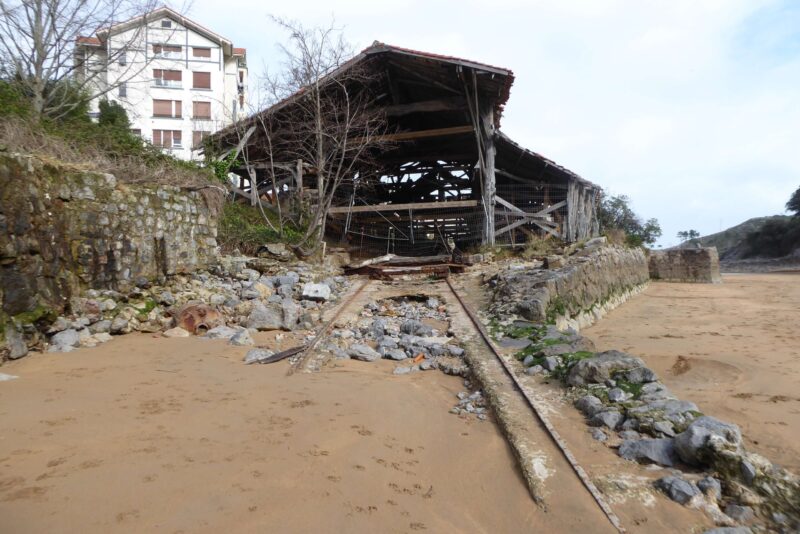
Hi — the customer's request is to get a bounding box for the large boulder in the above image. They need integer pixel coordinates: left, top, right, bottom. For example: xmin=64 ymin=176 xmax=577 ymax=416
xmin=48 ymin=328 xmax=81 ymax=352
xmin=618 ymin=438 xmax=678 ymax=467
xmin=301 ymin=283 xmax=331 ymax=302
xmin=655 ymin=475 xmax=701 ymax=505
xmin=246 ymin=303 xmax=284 ymax=331
xmin=349 ymin=344 xmax=380 ymax=362
xmin=567 ymin=350 xmax=648 ymax=386
xmin=674 ymin=416 xmax=742 ymax=466
xmin=4 ymin=324 xmax=28 ymax=359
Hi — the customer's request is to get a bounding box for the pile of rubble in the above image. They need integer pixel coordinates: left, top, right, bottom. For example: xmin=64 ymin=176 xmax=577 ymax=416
xmin=321 ymin=295 xmax=469 ymax=377
xmin=8 ymin=256 xmax=349 ymax=357
xmin=497 ymin=322 xmax=799 ymax=532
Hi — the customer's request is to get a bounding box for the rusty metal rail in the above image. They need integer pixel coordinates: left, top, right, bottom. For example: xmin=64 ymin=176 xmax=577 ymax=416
xmin=444 ymin=276 xmax=627 ymax=534
xmin=287 ymin=277 xmax=372 ymax=375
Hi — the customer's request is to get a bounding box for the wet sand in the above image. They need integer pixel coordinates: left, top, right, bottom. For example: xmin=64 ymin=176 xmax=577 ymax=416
xmin=584 ymin=273 xmax=800 ymax=471
xmin=0 ymin=333 xmax=548 ymax=533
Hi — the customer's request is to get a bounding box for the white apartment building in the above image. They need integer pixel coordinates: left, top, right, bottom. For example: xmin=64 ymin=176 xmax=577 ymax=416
xmin=75 ymin=7 xmax=247 ymax=160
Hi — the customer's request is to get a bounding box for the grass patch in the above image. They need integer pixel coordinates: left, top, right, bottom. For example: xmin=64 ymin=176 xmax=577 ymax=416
xmin=217 ymin=201 xmax=304 ymax=255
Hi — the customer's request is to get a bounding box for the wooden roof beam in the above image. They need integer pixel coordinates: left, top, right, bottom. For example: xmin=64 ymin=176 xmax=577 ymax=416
xmin=384 ymin=97 xmax=466 ymax=116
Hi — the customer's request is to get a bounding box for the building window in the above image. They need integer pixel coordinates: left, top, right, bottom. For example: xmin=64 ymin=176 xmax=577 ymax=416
xmin=118 ymin=82 xmax=127 ymax=98
xmin=193 ymin=130 xmax=209 ymax=149
xmin=153 ymin=99 xmax=182 ymax=118
xmin=192 ymin=71 xmax=211 ymax=89
xmin=119 ymin=52 xmax=126 ymax=66
xmin=131 ymin=129 xmax=141 ymax=137
xmin=153 ymin=129 xmax=182 ymax=148
xmin=192 ymin=47 xmax=211 ymax=58
xmin=153 ymin=69 xmax=182 ymax=87
xmin=153 ymin=44 xmax=181 ymax=58
xmin=161 ymin=19 xmax=172 ymax=28
xmin=192 ymin=101 xmax=211 ymax=119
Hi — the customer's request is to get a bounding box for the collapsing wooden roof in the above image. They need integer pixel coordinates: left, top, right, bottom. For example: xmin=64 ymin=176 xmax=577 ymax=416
xmin=213 ymin=42 xmax=600 ymax=253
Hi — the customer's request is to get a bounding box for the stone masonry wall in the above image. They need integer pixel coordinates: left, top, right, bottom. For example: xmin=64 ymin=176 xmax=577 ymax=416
xmin=0 ymin=153 xmax=218 ymax=323
xmin=649 ymin=248 xmax=722 ymax=283
xmin=488 ymin=242 xmax=650 ymax=331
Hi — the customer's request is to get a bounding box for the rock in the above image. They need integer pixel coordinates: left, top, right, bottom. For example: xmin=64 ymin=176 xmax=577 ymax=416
xmin=158 ymin=291 xmax=175 ymax=306
xmin=349 ymin=344 xmax=380 ymax=362
xmin=629 ymin=399 xmax=699 ymax=418
xmin=92 ymin=332 xmax=112 ymax=344
xmin=110 ymin=317 xmax=130 ymax=335
xmin=655 ymin=475 xmax=701 ymax=505
xmin=49 ymin=328 xmax=81 ymax=351
xmin=624 ymin=366 xmax=658 ymax=384
xmin=674 ymin=416 xmax=742 ymax=466
xmin=425 ymin=297 xmax=439 ymax=309
xmin=204 ymin=326 xmax=240 ymax=340
xmin=544 ymin=255 xmax=564 ymax=269
xmin=4 ymin=324 xmax=28 ymax=360
xmin=370 ymin=319 xmax=386 ymax=340
xmin=702 ymin=528 xmax=752 ymax=534
xmin=498 ymin=337 xmax=533 ymax=349
xmin=246 ymin=304 xmax=283 ymax=331
xmin=88 ymin=320 xmax=111 ymax=334
xmin=653 ymin=420 xmax=676 ymax=437
xmin=281 ymin=299 xmax=298 ymax=330
xmin=229 ymin=329 xmax=254 ymax=346
xmin=590 ymin=428 xmax=608 ymax=442
xmin=575 ymin=395 xmax=604 ymax=417
xmin=301 ymin=283 xmax=331 ymax=302
xmin=522 ymin=354 xmax=535 ymax=367
xmin=740 ymin=460 xmax=756 ymax=485
xmin=163 ymin=327 xmax=190 ymax=338
xmin=244 ymin=348 xmax=275 ymax=365
xmin=46 ymin=317 xmax=70 ymax=334
xmin=447 ymin=345 xmax=465 ymax=357
xmin=384 ymin=348 xmax=408 ymax=361
xmin=419 ymin=360 xmax=435 ymax=371
xmin=639 ymin=382 xmax=674 ymax=402
xmin=618 ymin=430 xmax=641 ymax=440
xmin=393 ymin=366 xmax=412 ymax=375
xmin=724 ymin=504 xmax=754 ymax=523
xmin=619 ymin=438 xmax=678 ymax=467
xmin=566 ymin=350 xmax=647 ymax=386
xmin=525 ymin=365 xmax=544 ymax=376
xmin=590 ymin=411 xmax=624 ymax=430
xmin=542 ymin=356 xmax=559 ymax=371
xmin=400 ymin=319 xmax=433 ymax=337
xmin=697 ymin=476 xmax=722 ymax=501
xmin=607 ymin=388 xmax=628 ymax=403
xmin=0 ymin=373 xmax=19 ymax=381
xmin=277 ymin=272 xmax=299 ymax=287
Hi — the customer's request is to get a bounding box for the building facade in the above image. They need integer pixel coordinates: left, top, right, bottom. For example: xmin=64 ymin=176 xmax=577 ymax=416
xmin=75 ymin=7 xmax=247 ymax=160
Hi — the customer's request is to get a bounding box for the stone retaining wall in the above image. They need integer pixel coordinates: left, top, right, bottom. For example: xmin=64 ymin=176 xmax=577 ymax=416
xmin=489 ymin=242 xmax=650 ymax=331
xmin=0 ymin=153 xmax=219 ymax=323
xmin=649 ymin=248 xmax=721 ymax=283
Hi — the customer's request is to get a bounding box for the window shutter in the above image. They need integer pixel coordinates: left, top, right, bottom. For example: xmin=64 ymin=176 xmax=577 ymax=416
xmin=153 ymin=99 xmax=171 ymax=116
xmin=193 ymin=47 xmax=211 ymax=58
xmin=153 ymin=44 xmax=162 ymax=55
xmin=173 ymin=130 xmax=182 ymax=146
xmin=175 ymin=100 xmax=182 ymax=118
xmin=193 ymin=131 xmax=203 ymax=148
xmin=193 ymin=101 xmax=211 ymax=119
xmin=152 ymin=130 xmax=162 ymax=146
xmin=165 ymin=45 xmax=181 ymax=53
xmin=153 ymin=68 xmax=163 ymax=80
xmin=192 ymin=71 xmax=211 ymax=89
xmin=164 ymin=70 xmax=182 ymax=81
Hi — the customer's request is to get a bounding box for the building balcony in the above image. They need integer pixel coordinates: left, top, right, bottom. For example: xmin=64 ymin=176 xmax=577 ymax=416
xmin=154 ymin=79 xmax=182 ymax=89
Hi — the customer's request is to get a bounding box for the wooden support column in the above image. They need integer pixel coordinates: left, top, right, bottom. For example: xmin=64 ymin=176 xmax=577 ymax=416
xmin=480 ymin=105 xmax=496 ymax=246
xmin=296 ymin=159 xmax=303 ymax=199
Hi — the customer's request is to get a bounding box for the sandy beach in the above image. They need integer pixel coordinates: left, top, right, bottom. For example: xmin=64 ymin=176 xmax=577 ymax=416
xmin=584 ymin=273 xmax=800 ymax=472
xmin=0 ymin=333 xmax=550 ymax=533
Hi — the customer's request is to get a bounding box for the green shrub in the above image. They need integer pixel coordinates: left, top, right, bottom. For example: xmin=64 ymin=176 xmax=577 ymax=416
xmin=218 ymin=201 xmax=303 ymax=254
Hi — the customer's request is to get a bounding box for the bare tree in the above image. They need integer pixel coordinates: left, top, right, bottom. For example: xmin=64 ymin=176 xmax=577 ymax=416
xmin=0 ymin=0 xmax=179 ymax=120
xmin=239 ymin=17 xmax=389 ymax=256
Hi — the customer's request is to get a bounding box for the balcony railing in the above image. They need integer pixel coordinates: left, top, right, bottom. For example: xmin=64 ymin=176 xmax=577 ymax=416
xmin=154 ymin=79 xmax=182 ymax=88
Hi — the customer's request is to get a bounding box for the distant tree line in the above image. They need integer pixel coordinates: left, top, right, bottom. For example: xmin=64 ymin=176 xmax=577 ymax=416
xmin=742 ymin=185 xmax=800 ymax=258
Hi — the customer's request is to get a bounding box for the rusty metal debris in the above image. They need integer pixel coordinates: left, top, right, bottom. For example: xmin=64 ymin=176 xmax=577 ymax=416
xmin=174 ymin=302 xmax=223 ymax=334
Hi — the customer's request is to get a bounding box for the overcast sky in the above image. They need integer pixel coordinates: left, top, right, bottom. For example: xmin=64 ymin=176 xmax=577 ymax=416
xmin=188 ymin=0 xmax=799 ymax=247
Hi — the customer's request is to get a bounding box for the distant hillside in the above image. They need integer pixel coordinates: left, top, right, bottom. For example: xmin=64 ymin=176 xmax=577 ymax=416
xmin=678 ymin=216 xmax=793 ymax=260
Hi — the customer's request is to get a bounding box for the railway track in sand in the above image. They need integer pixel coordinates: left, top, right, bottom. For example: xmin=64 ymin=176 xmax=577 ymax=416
xmin=288 ymin=274 xmax=625 ymax=533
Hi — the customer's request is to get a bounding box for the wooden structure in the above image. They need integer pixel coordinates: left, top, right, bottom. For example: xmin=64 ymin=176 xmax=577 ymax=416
xmin=211 ymin=42 xmax=600 ymax=256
